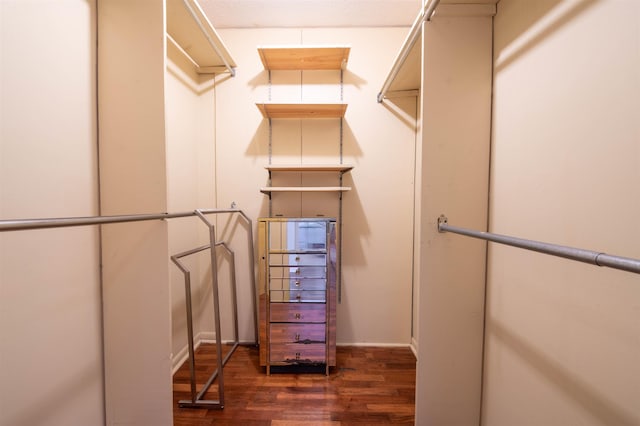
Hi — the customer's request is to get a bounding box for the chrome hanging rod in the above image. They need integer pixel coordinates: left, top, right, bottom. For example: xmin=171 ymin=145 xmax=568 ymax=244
xmin=437 ymin=215 xmax=640 ymax=275
xmin=377 ymin=0 xmax=441 ymax=103
xmin=0 ymin=208 xmax=248 ymax=232
xmin=1 ymin=207 xmax=259 ymax=344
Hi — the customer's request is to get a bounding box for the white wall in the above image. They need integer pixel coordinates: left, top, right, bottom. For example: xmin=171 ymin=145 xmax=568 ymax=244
xmin=165 ymin=37 xmax=246 ymax=367
xmin=414 ymin=7 xmax=494 ymax=425
xmin=0 ymin=1 xmax=103 ymax=425
xmin=165 ymin=42 xmax=219 ymax=365
xmin=483 ymin=0 xmax=640 ymax=424
xmin=214 ymin=27 xmax=417 ymax=347
xmin=98 ymin=1 xmax=172 ymax=424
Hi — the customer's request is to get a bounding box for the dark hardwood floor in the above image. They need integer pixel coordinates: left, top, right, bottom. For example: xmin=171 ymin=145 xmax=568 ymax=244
xmin=173 ymin=344 xmax=416 ymax=425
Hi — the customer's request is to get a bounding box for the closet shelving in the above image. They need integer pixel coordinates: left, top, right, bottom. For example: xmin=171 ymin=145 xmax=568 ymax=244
xmin=257 ymin=45 xmax=352 ymax=196
xmin=258 ymin=45 xmax=350 ymax=70
xmin=376 ymin=0 xmax=426 ymax=102
xmin=260 ymin=187 xmax=352 ymax=194
xmin=265 ymin=164 xmax=354 ymax=172
xmin=166 ymin=0 xmax=237 ymax=75
xmin=260 ymin=164 xmax=354 ymax=194
xmin=256 ymin=46 xmax=350 ymax=119
xmin=256 ymin=103 xmax=347 ymax=119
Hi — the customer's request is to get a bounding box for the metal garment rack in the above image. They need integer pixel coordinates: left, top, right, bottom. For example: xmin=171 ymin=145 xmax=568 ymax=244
xmin=437 ymin=215 xmax=640 ymax=275
xmin=171 ymin=241 xmax=239 ymax=409
xmin=0 ymin=208 xmax=258 ymax=410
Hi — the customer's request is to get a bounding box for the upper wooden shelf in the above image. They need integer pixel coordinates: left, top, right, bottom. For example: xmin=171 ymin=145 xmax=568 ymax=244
xmin=265 ymin=164 xmax=354 ymax=173
xmin=256 ymin=103 xmax=347 ymax=119
xmin=258 ymin=45 xmax=350 ymax=70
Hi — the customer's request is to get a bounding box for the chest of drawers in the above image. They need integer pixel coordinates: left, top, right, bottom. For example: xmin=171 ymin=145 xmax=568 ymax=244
xmin=258 ymin=218 xmax=337 ymax=375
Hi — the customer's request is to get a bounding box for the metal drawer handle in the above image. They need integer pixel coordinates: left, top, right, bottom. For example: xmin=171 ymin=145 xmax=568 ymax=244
xmin=295 ymin=352 xmax=301 ymax=360
xmin=295 ymin=256 xmax=300 ymax=261
xmin=296 ymin=294 xmax=301 ymax=301
xmin=295 ymin=333 xmax=300 ymax=341
xmin=295 ymin=280 xmax=301 ymax=286
xmin=295 ymin=268 xmax=300 ymax=275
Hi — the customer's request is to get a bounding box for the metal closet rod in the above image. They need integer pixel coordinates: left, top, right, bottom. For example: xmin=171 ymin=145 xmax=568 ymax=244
xmin=0 ymin=208 xmax=248 ymax=232
xmin=437 ymin=215 xmax=640 ymax=275
xmin=376 ymin=0 xmax=441 ymax=103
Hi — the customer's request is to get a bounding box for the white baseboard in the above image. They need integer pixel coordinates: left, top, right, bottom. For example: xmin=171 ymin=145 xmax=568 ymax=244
xmin=198 ymin=331 xmax=216 ymax=344
xmin=410 ymin=337 xmax=418 ymax=359
xmin=173 ymin=339 xmax=415 ymax=374
xmin=172 ymin=343 xmax=192 ymax=376
xmin=171 ymin=333 xmax=257 ymax=374
xmin=336 ymin=342 xmax=412 ymax=348
xmin=172 ymin=331 xmax=215 ymax=375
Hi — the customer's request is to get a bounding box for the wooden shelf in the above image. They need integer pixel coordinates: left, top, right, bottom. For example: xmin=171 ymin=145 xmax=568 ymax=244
xmin=166 ymin=0 xmax=236 ymax=74
xmin=265 ymin=164 xmax=354 ymax=173
xmin=258 ymin=45 xmax=350 ymax=70
xmin=260 ymin=187 xmax=352 ymax=194
xmin=256 ymin=103 xmax=347 ymax=119
xmin=257 ymin=45 xmax=353 ymax=198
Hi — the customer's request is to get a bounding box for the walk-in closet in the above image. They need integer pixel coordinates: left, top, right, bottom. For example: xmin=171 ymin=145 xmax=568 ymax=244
xmin=1 ymin=1 xmax=639 ymax=425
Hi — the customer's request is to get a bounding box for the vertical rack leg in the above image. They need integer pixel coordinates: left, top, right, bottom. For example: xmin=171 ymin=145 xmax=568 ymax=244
xmin=245 ymin=219 xmax=259 ymax=346
xmin=268 ymin=115 xmax=273 ymax=217
xmin=184 ymin=270 xmax=198 ymax=402
xmin=228 ymin=248 xmax=239 ymax=346
xmin=195 ymin=210 xmax=225 ymax=408
xmin=338 ymin=68 xmax=344 ymax=304
xmin=209 ymin=225 xmax=225 ymax=406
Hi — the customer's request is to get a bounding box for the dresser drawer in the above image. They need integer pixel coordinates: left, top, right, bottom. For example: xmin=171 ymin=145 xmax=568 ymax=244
xmin=270 ymin=290 xmax=326 ymax=303
xmin=269 ymin=277 xmax=326 ymax=291
xmin=270 ymin=303 xmax=326 ymax=323
xmin=270 ymin=323 xmax=325 ymax=344
xmin=269 ymin=253 xmax=326 ymax=266
xmin=269 ymin=343 xmax=326 ymax=364
xmin=269 ymin=266 xmax=325 ymax=279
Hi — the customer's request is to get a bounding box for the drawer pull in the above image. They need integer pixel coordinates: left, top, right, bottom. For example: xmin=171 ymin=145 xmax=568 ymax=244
xmin=296 ymin=294 xmax=302 ymax=301
xmin=295 ymin=352 xmax=301 ymax=360
xmin=295 ymin=280 xmax=301 ymax=286
xmin=294 ymin=313 xmax=301 ymax=319
xmin=295 ymin=268 xmax=300 ymax=275
xmin=295 ymin=333 xmax=300 ymax=342
xmin=295 ymin=256 xmax=300 ymax=261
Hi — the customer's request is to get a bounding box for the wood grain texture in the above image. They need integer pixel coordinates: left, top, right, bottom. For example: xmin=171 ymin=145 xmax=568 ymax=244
xmin=173 ymin=344 xmax=417 ymax=425
xmin=258 ymin=46 xmax=350 ymax=70
xmin=256 ymin=103 xmax=347 ymax=119
xmin=265 ymin=164 xmax=354 ymax=173
xmin=270 ymin=343 xmax=326 ymax=364
xmin=270 ymin=302 xmax=326 ymax=323
xmin=270 ymin=323 xmax=326 ymax=343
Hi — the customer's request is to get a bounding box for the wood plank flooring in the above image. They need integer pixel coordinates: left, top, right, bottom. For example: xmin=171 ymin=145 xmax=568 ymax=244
xmin=173 ymin=344 xmax=416 ymax=425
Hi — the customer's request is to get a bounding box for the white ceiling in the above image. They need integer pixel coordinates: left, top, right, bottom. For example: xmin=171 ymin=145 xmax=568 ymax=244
xmin=199 ymin=0 xmax=500 ymax=29
xmin=199 ymin=0 xmax=424 ymax=28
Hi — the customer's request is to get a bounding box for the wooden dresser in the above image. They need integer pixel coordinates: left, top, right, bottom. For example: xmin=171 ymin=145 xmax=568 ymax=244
xmin=258 ymin=218 xmax=337 ymax=375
